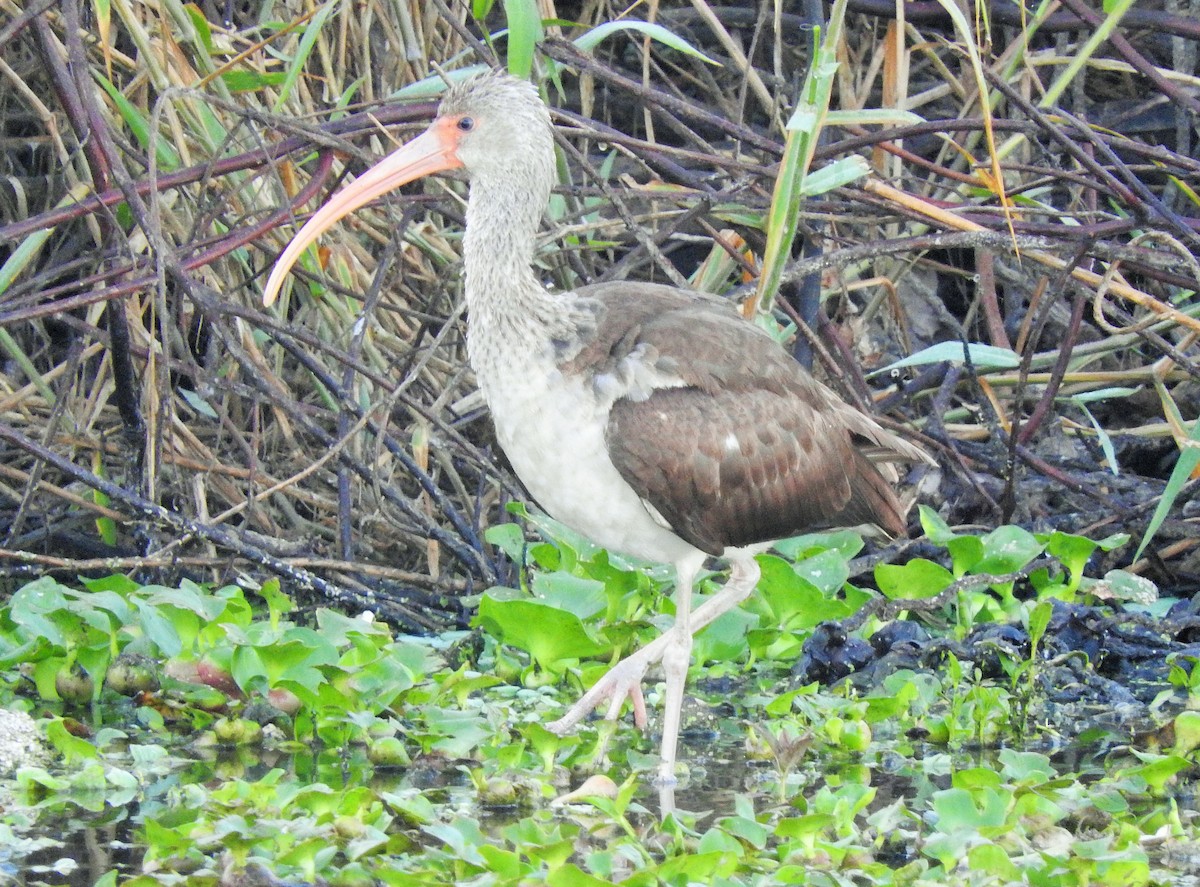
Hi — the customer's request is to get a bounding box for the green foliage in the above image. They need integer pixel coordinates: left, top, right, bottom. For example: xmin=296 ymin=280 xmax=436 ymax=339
xmin=0 ymin=575 xmax=433 ymax=740
xmin=0 ymin=516 xmax=1183 ymax=883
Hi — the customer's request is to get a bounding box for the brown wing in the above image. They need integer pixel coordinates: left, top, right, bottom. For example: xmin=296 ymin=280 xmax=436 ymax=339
xmin=566 ymin=282 xmax=925 ymax=556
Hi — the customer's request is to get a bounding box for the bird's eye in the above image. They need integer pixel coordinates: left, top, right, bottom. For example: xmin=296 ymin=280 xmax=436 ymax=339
xmin=457 ymin=117 xmax=474 ymax=132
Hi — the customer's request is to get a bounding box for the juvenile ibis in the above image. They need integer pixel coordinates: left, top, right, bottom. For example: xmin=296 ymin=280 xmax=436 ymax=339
xmin=262 ymin=71 xmax=930 ymax=785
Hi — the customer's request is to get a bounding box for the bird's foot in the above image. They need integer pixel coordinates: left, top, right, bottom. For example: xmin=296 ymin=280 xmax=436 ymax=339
xmin=546 ymin=642 xmax=661 ymax=735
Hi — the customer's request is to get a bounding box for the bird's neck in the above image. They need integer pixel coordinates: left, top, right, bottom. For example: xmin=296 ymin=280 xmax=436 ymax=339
xmin=463 ymin=177 xmax=544 ymax=301
xmin=462 ymin=176 xmax=581 ymax=362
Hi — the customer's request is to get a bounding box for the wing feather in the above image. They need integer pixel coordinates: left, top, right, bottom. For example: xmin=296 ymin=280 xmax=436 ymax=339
xmin=563 ymin=282 xmax=929 ymax=555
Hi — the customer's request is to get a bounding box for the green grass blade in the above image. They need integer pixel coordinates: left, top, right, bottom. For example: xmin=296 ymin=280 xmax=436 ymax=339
xmin=502 ymin=0 xmax=542 ymax=78
xmin=753 ymin=0 xmax=848 ymax=314
xmin=574 ymin=20 xmax=719 ymax=65
xmin=94 ymin=73 xmax=180 ymax=170
xmin=1136 ymin=382 xmax=1200 ymax=560
xmin=1039 ymin=0 xmax=1136 ymax=109
xmin=273 ymin=0 xmax=337 ymax=113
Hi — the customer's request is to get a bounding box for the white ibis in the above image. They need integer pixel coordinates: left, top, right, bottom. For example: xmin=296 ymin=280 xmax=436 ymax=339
xmin=262 ymin=71 xmax=930 ymax=785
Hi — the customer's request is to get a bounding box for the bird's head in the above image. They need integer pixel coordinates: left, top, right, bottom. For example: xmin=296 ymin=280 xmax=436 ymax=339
xmin=262 ymin=70 xmax=554 ymax=307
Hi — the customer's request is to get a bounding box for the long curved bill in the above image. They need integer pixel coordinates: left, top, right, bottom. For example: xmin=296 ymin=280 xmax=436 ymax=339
xmin=262 ymin=117 xmax=464 ymax=306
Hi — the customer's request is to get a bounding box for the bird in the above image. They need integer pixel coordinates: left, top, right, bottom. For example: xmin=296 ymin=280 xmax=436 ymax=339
xmin=262 ymin=70 xmax=931 ymax=787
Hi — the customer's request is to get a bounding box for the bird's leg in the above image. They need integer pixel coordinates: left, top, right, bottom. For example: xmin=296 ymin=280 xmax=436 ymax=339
xmin=656 ymin=558 xmax=698 ymax=785
xmin=546 ymin=555 xmax=762 ymax=739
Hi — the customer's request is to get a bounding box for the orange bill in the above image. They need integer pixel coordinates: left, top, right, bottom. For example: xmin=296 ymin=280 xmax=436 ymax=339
xmin=262 ymin=116 xmax=466 ymax=306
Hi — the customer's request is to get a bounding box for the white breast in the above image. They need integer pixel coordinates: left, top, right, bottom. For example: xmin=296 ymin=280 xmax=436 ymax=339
xmin=478 ymin=355 xmax=699 ymax=566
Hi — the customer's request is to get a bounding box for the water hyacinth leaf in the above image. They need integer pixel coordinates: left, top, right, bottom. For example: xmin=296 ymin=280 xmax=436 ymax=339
xmin=875 ymin=558 xmax=954 ymax=600
xmin=9 ymin=578 xmax=70 ymax=647
xmin=45 ymin=719 xmax=100 ymax=764
xmin=775 ymin=812 xmax=837 ymax=847
xmin=751 ymin=555 xmax=858 ymax=628
xmin=967 ymin=844 xmax=1022 ymax=881
xmin=655 ymin=850 xmax=734 ymax=882
xmin=691 ymin=605 xmax=755 ymax=666
xmin=546 ymin=864 xmax=611 ymax=887
xmin=793 ymin=548 xmax=851 ymax=595
xmin=917 ymin=504 xmax=957 ymax=544
xmin=1085 ymin=569 xmax=1158 ymax=605
xmin=930 ymin=786 xmax=1009 ymax=833
xmin=772 ymin=530 xmax=865 ymax=561
xmin=422 ymin=817 xmax=489 ymax=865
xmin=485 ymin=521 xmax=527 ymax=562
xmin=574 ymin=20 xmax=719 ymax=65
xmin=976 ymin=525 xmax=1043 ymax=574
xmin=998 ymin=748 xmax=1055 ymax=783
xmin=1171 ymin=710 xmax=1200 ymax=757
xmin=475 ymin=595 xmax=608 ymax=669
xmin=947 ymin=535 xmax=985 ymax=577
xmin=531 ymin=571 xmax=607 ymax=620
xmin=1123 ymin=750 xmax=1191 ymax=794
xmin=1044 ymin=530 xmax=1099 ymax=584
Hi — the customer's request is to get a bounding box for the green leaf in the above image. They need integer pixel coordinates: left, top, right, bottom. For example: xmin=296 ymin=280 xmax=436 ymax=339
xmin=1026 ymin=599 xmax=1053 ymax=650
xmin=792 ymin=548 xmax=851 ymax=596
xmin=501 ymin=0 xmax=542 ymax=78
xmin=976 ymin=525 xmax=1043 ymax=574
xmin=46 ymin=718 xmax=99 ymax=764
xmin=547 ymin=864 xmax=614 ymax=887
xmin=946 ymin=535 xmax=984 ymax=577
xmin=825 ymin=108 xmax=925 ymax=126
xmin=1070 ymin=397 xmax=1121 ymax=474
xmin=1123 ymin=751 xmax=1191 ymax=794
xmin=475 ymin=594 xmax=608 ymax=669
xmin=94 ymin=73 xmax=180 ymax=170
xmin=531 ymin=572 xmax=606 ymax=620
xmin=485 ymin=521 xmax=527 ymax=561
xmin=1086 ymin=570 xmax=1158 ymax=605
xmin=917 ymin=505 xmax=956 ymax=544
xmin=753 ymin=555 xmax=858 ymax=629
xmin=1044 ymin=530 xmax=1098 ymax=582
xmin=998 ymin=749 xmax=1054 ymax=783
xmin=1171 ymin=711 xmax=1200 ymax=757
xmin=772 ymin=530 xmax=864 ymax=561
xmin=274 ymin=1 xmax=337 ymax=113
xmin=1136 ymin=403 xmax=1200 ymax=560
xmin=221 ymin=70 xmax=288 ymax=92
xmin=930 ymin=787 xmax=1009 ymax=833
xmin=182 ymin=3 xmax=214 ymax=53
xmin=875 ymin=559 xmax=954 ymax=600
xmin=798 ymin=155 xmax=870 ymax=196
xmin=691 ymin=605 xmax=755 ymax=666
xmin=574 ymin=20 xmax=719 ymax=65
xmin=966 ymin=843 xmax=1021 ymax=881
xmin=874 ymin=342 xmax=1020 ymax=374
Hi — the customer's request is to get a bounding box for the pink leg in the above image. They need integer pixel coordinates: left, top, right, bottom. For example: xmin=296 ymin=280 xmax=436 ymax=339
xmin=546 ymin=555 xmax=763 ymax=769
xmin=656 ymin=557 xmax=698 ymax=784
